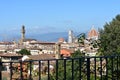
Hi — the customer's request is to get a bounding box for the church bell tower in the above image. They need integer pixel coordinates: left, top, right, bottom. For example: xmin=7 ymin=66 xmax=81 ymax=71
xmin=21 ymin=25 xmax=25 ymax=41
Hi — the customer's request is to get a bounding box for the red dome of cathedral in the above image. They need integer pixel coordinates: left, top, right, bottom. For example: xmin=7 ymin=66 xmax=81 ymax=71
xmin=88 ymin=27 xmax=98 ymax=39
xmin=58 ymin=38 xmax=65 ymax=43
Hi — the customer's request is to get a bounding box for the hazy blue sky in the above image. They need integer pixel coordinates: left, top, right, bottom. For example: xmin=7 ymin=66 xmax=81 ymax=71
xmin=0 ymin=0 xmax=120 ymax=36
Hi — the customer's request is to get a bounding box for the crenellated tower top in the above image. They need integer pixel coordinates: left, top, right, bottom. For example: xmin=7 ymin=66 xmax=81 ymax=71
xmin=21 ymin=25 xmax=25 ymax=41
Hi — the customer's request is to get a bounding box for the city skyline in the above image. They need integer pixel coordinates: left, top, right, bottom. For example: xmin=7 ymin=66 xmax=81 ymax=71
xmin=0 ymin=0 xmax=120 ymax=41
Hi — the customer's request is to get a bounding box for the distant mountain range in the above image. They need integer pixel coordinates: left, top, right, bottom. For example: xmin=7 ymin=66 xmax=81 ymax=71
xmin=27 ymin=32 xmax=69 ymax=42
xmin=0 ymin=32 xmax=83 ymax=42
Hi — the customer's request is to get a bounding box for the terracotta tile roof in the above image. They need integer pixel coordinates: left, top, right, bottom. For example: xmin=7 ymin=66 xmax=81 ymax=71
xmin=30 ymin=42 xmax=55 ymax=45
xmin=23 ymin=39 xmax=37 ymax=42
xmin=27 ymin=54 xmax=56 ymax=60
xmin=0 ymin=53 xmax=22 ymax=57
xmin=60 ymin=48 xmax=74 ymax=57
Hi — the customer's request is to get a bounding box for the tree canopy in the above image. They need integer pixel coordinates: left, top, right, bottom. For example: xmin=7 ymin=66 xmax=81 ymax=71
xmin=50 ymin=50 xmax=86 ymax=80
xmin=18 ymin=48 xmax=31 ymax=55
xmin=77 ymin=33 xmax=86 ymax=45
xmin=99 ymin=14 xmax=120 ymax=55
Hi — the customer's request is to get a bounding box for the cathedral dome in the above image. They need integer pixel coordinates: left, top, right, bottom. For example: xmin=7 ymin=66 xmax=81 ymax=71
xmin=88 ymin=27 xmax=98 ymax=40
xmin=58 ymin=38 xmax=65 ymax=43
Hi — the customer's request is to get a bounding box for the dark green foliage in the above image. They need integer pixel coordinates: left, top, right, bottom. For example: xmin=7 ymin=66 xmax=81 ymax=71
xmin=17 ymin=49 xmax=31 ymax=55
xmin=99 ymin=14 xmax=120 ymax=56
xmin=71 ymin=49 xmax=85 ymax=58
xmin=50 ymin=50 xmax=86 ymax=80
xmin=99 ymin=14 xmax=120 ymax=79
xmin=90 ymin=40 xmax=100 ymax=48
xmin=104 ymin=56 xmax=120 ymax=79
xmin=77 ymin=33 xmax=86 ymax=45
